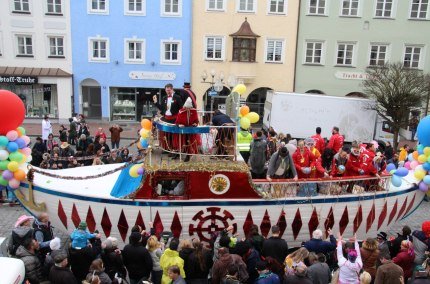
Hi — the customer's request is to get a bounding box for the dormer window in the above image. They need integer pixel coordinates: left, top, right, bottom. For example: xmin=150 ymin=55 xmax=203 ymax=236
xmin=230 ymin=18 xmax=260 ymax=62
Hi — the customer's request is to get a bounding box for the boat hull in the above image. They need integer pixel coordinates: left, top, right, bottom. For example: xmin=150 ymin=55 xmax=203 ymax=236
xmin=16 ymin=182 xmax=424 ymax=247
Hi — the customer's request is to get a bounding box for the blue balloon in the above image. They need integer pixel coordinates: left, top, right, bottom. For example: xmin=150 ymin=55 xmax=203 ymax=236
xmin=423 ymin=175 xmax=430 ymax=185
xmin=391 ymin=175 xmax=402 ymax=187
xmin=6 ymin=142 xmax=18 ymax=153
xmin=408 ymin=153 xmax=415 ymax=161
xmin=386 ymin=163 xmax=396 ymax=172
xmin=418 ymin=148 xmax=424 ymax=155
xmin=141 ymin=139 xmax=148 ymax=148
xmin=0 ymin=136 xmax=8 ymax=147
xmin=417 ymin=116 xmax=430 ymax=147
xmin=423 ymin=162 xmax=430 ymax=171
xmin=417 ymin=144 xmax=424 ymax=151
xmin=394 ymin=167 xmax=409 ymax=177
xmin=15 ymin=138 xmax=26 ymax=149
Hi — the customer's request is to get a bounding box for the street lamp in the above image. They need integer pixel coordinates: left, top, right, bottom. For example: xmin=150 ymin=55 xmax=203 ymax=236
xmin=201 ymin=69 xmax=226 ymax=119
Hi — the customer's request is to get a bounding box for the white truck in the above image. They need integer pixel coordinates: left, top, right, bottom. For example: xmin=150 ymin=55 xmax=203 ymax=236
xmin=262 ymin=91 xmax=393 ymax=143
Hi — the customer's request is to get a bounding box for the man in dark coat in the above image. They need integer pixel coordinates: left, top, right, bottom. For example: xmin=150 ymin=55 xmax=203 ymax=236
xmin=375 ymin=252 xmax=404 ymax=284
xmin=212 ymin=247 xmax=249 ymax=284
xmin=303 ymin=229 xmax=336 ymax=255
xmin=122 ymin=232 xmax=153 ymax=283
xmin=390 ymin=225 xmax=412 ymax=258
xmin=212 ymin=110 xmax=235 ymax=156
xmin=250 ymin=131 xmax=267 ymax=178
xmin=49 ymin=251 xmax=78 ymax=284
xmin=179 ymin=82 xmax=197 ymax=108
xmin=262 ymin=225 xmax=289 ymax=265
xmin=16 ymin=238 xmax=44 ymax=284
xmin=33 ymin=212 xmax=54 ymax=257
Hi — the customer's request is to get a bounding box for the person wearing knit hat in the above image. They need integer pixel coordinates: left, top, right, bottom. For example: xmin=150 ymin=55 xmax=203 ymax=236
xmin=48 ymin=250 xmax=77 ymax=283
xmin=336 ymin=233 xmax=363 ymax=284
xmin=70 ymin=221 xmax=100 ymax=249
xmin=8 ymin=215 xmax=34 ymax=256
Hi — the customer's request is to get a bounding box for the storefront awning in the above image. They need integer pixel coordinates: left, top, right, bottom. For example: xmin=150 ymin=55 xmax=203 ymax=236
xmin=0 ymin=66 xmax=72 ymax=77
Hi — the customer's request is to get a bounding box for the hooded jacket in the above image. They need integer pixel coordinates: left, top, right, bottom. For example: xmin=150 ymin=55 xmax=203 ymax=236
xmin=250 ymin=138 xmax=267 ymax=174
xmin=360 ymin=242 xmax=379 ymax=280
xmin=16 ymin=245 xmax=44 ymax=284
xmin=8 ymin=226 xmax=34 ymax=256
xmin=160 ymin=248 xmax=186 ymax=284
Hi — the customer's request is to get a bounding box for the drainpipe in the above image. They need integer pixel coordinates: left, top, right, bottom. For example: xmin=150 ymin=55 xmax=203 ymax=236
xmin=293 ymin=0 xmax=302 ymax=92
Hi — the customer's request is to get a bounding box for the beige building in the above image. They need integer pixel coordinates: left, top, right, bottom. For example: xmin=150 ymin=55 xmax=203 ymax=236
xmin=191 ymin=0 xmax=299 ymax=118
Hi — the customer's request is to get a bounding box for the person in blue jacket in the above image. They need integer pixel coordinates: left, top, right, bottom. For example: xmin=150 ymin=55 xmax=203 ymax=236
xmin=303 ymin=228 xmax=337 ymax=255
xmin=70 ymin=222 xmax=100 ymax=249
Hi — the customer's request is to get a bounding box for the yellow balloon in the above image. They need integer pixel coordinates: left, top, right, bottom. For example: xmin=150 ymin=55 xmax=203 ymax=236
xmin=233 ymin=84 xmax=247 ymax=95
xmin=418 ymin=154 xmax=427 ymax=163
xmin=129 ymin=165 xmax=140 ymax=178
xmin=7 ymin=161 xmax=19 ymax=172
xmin=240 ymin=117 xmax=251 ymax=130
xmin=19 ymin=154 xmax=27 ymax=164
xmin=414 ymin=169 xmax=426 ymax=181
xmin=424 ymin=147 xmax=430 ymax=156
xmin=245 ymin=112 xmax=260 ymax=124
xmin=140 ymin=129 xmax=150 ymax=139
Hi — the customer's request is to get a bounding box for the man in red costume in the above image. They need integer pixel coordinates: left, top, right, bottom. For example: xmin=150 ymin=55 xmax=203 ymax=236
xmin=361 ymin=141 xmax=378 ymax=175
xmin=327 ymin=126 xmax=344 ymax=153
xmin=175 ymin=98 xmax=200 ymax=162
xmin=293 ymin=139 xmax=316 ymax=178
xmin=311 ymin=127 xmax=325 ymax=154
xmin=345 ymin=142 xmax=365 ymax=176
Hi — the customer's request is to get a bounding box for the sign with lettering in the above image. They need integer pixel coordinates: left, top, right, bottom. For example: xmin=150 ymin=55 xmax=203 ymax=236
xmin=129 ymin=71 xmax=176 ymax=81
xmin=334 ymin=71 xmax=370 ymax=80
xmin=0 ymin=76 xmax=38 ymax=84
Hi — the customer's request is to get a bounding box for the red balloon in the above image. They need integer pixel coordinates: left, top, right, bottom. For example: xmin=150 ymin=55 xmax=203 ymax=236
xmin=0 ymin=90 xmax=26 ymax=135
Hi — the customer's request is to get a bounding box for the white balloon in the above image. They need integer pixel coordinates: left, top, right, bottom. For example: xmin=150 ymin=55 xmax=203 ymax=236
xmin=0 ymin=149 xmax=9 ymax=161
xmin=26 ymin=155 xmax=32 ymax=163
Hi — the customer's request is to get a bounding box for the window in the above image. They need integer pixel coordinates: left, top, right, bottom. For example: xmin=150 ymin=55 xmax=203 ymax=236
xmin=341 ymin=0 xmax=359 ymax=16
xmin=232 ymin=38 xmax=256 ymax=62
xmin=13 ymin=0 xmax=30 ymax=13
xmin=88 ymin=0 xmax=108 ymax=14
xmin=161 ymin=40 xmax=182 ymax=64
xmin=375 ymin=0 xmax=393 ymax=17
xmin=47 ymin=0 xmax=62 ymax=14
xmin=305 ymin=41 xmax=324 ymax=64
xmin=369 ymin=44 xmax=388 ymax=66
xmin=162 ymin=0 xmax=181 ymax=16
xmin=16 ymin=35 xmax=33 ymax=57
xmin=238 ymin=0 xmax=255 ymax=12
xmin=125 ymin=0 xmax=145 ymax=15
xmin=336 ymin=43 xmax=355 ymax=66
xmin=403 ymin=46 xmax=423 ymax=69
xmin=48 ymin=36 xmax=64 ymax=57
xmin=205 ymin=36 xmax=225 ymax=60
xmin=410 ymin=0 xmax=429 ymax=19
xmin=265 ymin=39 xmax=284 ymax=63
xmin=308 ymin=0 xmax=326 ymax=15
xmin=125 ymin=39 xmax=145 ymax=63
xmin=207 ymin=0 xmax=225 ymax=11
xmin=89 ymin=38 xmax=109 ymax=62
xmin=268 ymin=0 xmax=287 ymax=14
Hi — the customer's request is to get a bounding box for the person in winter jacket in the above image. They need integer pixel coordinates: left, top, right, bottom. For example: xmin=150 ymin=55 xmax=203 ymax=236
xmin=184 ymin=238 xmax=213 ymax=284
xmin=360 ymin=237 xmax=379 ymax=281
xmin=123 ymin=232 xmax=153 ymax=284
xmin=179 ymin=239 xmax=194 ymax=280
xmin=303 ymin=229 xmax=336 ymax=255
xmin=85 ymin=259 xmax=112 ymax=284
xmin=313 ymin=149 xmax=335 ymax=178
xmin=345 ymin=142 xmax=365 ymax=177
xmin=8 ymin=215 xmax=34 ymax=257
xmin=284 ymin=247 xmax=309 ymax=276
xmin=221 ymin=266 xmax=242 ymax=284
xmin=160 ymin=238 xmax=186 ymax=284
xmin=307 ymin=253 xmax=331 ymax=284
xmin=68 ymin=118 xmax=77 ymax=145
xmin=101 ymin=237 xmax=127 ymax=281
xmin=374 ymin=251 xmax=404 ymax=284
xmin=212 ymin=247 xmax=249 ymax=284
xmin=237 ymin=128 xmax=253 ymax=164
xmin=311 ymin=127 xmax=325 ymax=154
xmin=398 ymin=144 xmax=410 ymax=163
xmin=255 ymin=260 xmax=280 ymax=284
xmin=283 ymin=264 xmax=313 ymax=284
xmin=331 ymin=147 xmax=349 ymax=177
xmin=59 ymin=125 xmax=68 ymax=143
xmin=267 ymin=147 xmax=298 ymax=181
xmin=390 ymin=226 xmax=412 ymax=258
xmin=246 ymin=224 xmax=265 ymax=255
xmin=49 ymin=250 xmax=78 ymax=284
xmin=147 ymin=235 xmax=164 ymax=284
xmin=327 ymin=126 xmax=344 ymax=153
xmin=293 ymin=140 xmax=316 ymax=179
xmin=70 ymin=221 xmax=99 ymax=249
xmin=262 ymin=225 xmax=289 ymax=265
xmin=336 ymin=233 xmax=363 ymax=284
xmin=235 ymin=241 xmax=260 ymax=283
xmin=412 ymin=222 xmax=430 ymax=266
xmin=109 ymin=125 xmax=123 ymax=150
xmin=16 ymin=238 xmax=44 ymax=284
xmin=393 ymin=240 xmax=415 ymax=281
xmin=168 ymin=265 xmax=186 ymax=284
xmin=250 ymin=131 xmax=267 ymax=178
xmin=33 ymin=212 xmax=55 ymax=257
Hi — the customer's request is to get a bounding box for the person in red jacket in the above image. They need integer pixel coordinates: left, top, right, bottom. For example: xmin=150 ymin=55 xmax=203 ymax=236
xmin=175 ymin=98 xmax=200 ymax=162
xmin=293 ymin=140 xmax=316 ymax=178
xmin=361 ymin=142 xmax=378 ymax=175
xmin=345 ymin=142 xmax=365 ymax=176
xmin=393 ymin=240 xmax=415 ymax=281
xmin=327 ymin=127 xmax=344 ymax=153
xmin=313 ymin=148 xmax=335 ymax=178
xmin=331 ymin=147 xmax=349 ymax=177
xmin=311 ymin=127 xmax=325 ymax=154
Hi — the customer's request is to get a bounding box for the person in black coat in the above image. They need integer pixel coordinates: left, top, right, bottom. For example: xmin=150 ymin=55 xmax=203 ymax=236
xmin=31 ymin=137 xmax=47 ymax=167
xmin=185 ymin=239 xmax=213 ymax=283
xmin=262 ymin=225 xmax=289 ymax=265
xmin=122 ymin=232 xmax=153 ymax=283
xmin=212 ymin=110 xmax=235 ymax=156
xmin=68 ymin=245 xmax=97 ymax=282
xmin=49 ymin=251 xmax=78 ymax=284
xmin=153 ymin=84 xmax=183 ymax=123
xmin=303 ymin=229 xmax=336 ymax=255
xmin=101 ymin=237 xmax=127 ymax=280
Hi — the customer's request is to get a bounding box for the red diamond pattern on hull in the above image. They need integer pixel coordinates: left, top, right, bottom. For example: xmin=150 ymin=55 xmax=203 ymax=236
xmin=403 ymin=193 xmax=416 ymax=219
xmin=260 ymin=210 xmax=272 ymax=238
xmin=117 ymin=210 xmax=129 ymax=242
xmin=86 ymin=206 xmax=96 ymax=233
xmin=171 ymin=211 xmax=182 ymax=238
xmin=339 ymin=206 xmax=349 ymax=235
xmin=377 ymin=201 xmax=388 ymax=230
xmin=153 ymin=211 xmax=164 ymax=238
xmin=277 ymin=210 xmax=287 ymax=238
xmin=71 ymin=203 xmax=81 ymax=228
xmin=387 ymin=199 xmax=398 ymax=225
xmin=324 ymin=207 xmax=335 ymax=238
xmin=308 ymin=208 xmax=319 ymax=238
xmin=101 ymin=207 xmax=112 ymax=237
xmin=292 ymin=208 xmax=302 ymax=240
xmin=396 ymin=197 xmax=408 ymax=221
xmin=353 ymin=205 xmax=363 ymax=234
xmin=243 ymin=210 xmax=254 ymax=238
xmin=135 ymin=211 xmax=146 ymax=230
xmin=57 ymin=200 xmax=67 ymax=229
xmin=366 ymin=203 xmax=376 ymax=233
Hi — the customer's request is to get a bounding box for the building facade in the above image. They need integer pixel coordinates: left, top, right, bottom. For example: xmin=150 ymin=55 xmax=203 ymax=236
xmin=0 ymin=0 xmax=73 ymax=122
xmin=191 ymin=0 xmax=299 ymax=117
xmin=71 ymin=0 xmax=192 ymax=121
xmin=295 ymin=0 xmax=430 ymax=97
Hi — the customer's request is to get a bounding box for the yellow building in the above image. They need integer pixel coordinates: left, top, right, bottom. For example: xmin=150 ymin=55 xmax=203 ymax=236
xmin=191 ymin=0 xmax=299 ymax=118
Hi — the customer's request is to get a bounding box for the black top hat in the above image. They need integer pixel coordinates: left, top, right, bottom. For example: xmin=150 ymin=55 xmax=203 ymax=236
xmin=183 ymin=82 xmax=191 ymax=88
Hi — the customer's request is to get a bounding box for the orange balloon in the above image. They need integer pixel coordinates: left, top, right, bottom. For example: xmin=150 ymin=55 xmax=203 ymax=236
xmin=141 ymin=119 xmax=152 ymax=130
xmin=413 ymin=151 xmax=419 ymax=161
xmin=14 ymin=169 xmax=26 ymax=181
xmin=240 ymin=105 xmax=250 ymax=116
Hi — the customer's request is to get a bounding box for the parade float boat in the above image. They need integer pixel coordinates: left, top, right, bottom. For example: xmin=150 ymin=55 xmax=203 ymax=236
xmin=15 ymin=122 xmax=425 ymax=247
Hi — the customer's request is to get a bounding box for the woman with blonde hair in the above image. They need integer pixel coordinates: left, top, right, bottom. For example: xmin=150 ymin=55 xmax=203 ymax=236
xmin=359 ymin=271 xmax=372 ymax=284
xmin=360 ymin=237 xmax=379 ymax=280
xmin=284 ymin=247 xmax=310 ymax=276
xmin=393 ymin=240 xmax=415 ymax=281
xmin=147 ymin=235 xmax=164 ymax=284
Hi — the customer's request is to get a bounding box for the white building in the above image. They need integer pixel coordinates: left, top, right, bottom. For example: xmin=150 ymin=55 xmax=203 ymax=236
xmin=0 ymin=0 xmax=73 ymax=122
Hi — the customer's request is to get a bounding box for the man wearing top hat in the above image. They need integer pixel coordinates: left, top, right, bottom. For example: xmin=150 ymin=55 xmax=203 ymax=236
xmin=179 ymin=82 xmax=197 ymax=108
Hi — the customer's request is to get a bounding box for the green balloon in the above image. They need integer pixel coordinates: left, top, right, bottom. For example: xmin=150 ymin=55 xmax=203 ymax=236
xmin=0 ymin=176 xmax=7 ymax=186
xmin=0 ymin=160 xmax=9 ymax=170
xmin=390 ymin=169 xmax=396 ymax=175
xmin=8 ymin=151 xmax=23 ymax=162
xmin=0 ymin=136 xmax=8 ymax=147
xmin=17 ymin=127 xmax=26 ymax=136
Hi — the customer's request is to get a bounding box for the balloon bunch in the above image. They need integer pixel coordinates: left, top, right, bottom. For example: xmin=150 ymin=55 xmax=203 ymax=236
xmin=386 ymin=163 xmax=409 ymax=187
xmin=0 ymin=127 xmax=32 ymax=189
xmin=129 ymin=163 xmax=145 ymax=178
xmin=239 ymin=106 xmax=260 ymax=130
xmin=137 ymin=118 xmax=152 ymax=150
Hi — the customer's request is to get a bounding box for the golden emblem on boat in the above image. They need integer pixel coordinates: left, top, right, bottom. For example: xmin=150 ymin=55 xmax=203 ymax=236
xmin=209 ymin=174 xmax=230 ymax=195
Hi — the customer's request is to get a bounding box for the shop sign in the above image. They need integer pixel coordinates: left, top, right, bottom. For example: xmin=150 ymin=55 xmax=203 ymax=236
xmin=0 ymin=76 xmax=38 ymax=84
xmin=129 ymin=71 xmax=176 ymax=81
xmin=334 ymin=71 xmax=370 ymax=80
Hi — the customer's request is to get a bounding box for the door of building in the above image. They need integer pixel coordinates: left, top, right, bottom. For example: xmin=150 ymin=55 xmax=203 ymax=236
xmin=82 ymin=86 xmax=102 ymax=119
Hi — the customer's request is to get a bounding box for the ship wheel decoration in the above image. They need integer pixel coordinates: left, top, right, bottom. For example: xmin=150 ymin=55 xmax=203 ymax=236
xmin=209 ymin=174 xmax=230 ymax=195
xmin=189 ymin=207 xmax=237 ymax=242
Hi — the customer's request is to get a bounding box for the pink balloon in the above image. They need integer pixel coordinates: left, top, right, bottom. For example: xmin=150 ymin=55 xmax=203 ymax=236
xmin=21 ymin=147 xmax=31 ymax=156
xmin=6 ymin=130 xmax=18 ymax=141
xmin=21 ymin=136 xmax=30 ymax=146
xmin=404 ymin=161 xmax=411 ymax=170
xmin=8 ymin=178 xmax=20 ymax=189
xmin=410 ymin=161 xmax=419 ymax=170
